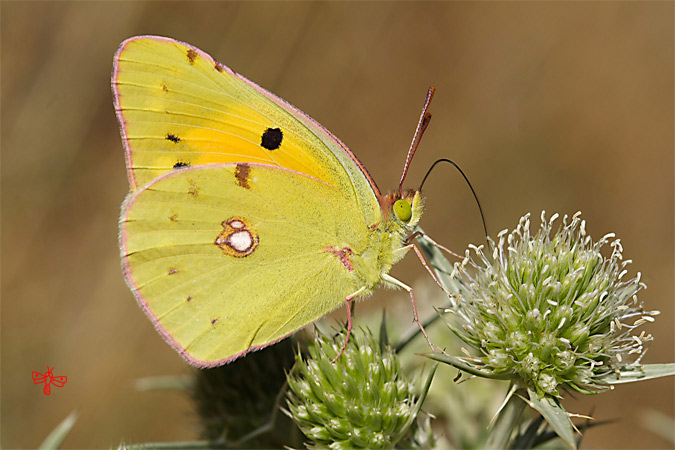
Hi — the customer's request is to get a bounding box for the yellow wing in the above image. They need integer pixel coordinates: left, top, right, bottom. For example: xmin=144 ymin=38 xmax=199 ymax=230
xmin=113 ymin=36 xmax=382 ymax=225
xmin=120 ymin=163 xmax=369 ymax=366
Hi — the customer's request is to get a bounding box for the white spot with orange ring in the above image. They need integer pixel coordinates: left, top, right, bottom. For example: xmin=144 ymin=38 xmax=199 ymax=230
xmin=215 ymin=217 xmax=259 ymax=257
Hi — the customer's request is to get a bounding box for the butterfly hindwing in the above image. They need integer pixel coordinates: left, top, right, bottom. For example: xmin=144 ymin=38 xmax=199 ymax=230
xmin=120 ymin=163 xmax=368 ymax=366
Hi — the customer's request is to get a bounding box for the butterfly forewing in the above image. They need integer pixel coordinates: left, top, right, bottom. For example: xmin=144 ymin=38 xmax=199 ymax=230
xmin=113 ymin=36 xmax=381 ymax=225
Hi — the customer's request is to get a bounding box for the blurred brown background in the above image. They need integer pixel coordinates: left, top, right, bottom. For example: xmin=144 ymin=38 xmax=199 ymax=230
xmin=2 ymin=2 xmax=672 ymax=449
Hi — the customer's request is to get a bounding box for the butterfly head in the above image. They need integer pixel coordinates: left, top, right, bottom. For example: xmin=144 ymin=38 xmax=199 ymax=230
xmin=386 ymin=190 xmax=424 ymax=229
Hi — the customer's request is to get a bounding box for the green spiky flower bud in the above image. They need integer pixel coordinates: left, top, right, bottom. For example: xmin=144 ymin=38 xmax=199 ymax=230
xmin=442 ymin=212 xmax=658 ymax=397
xmin=286 ymin=328 xmax=431 ymax=449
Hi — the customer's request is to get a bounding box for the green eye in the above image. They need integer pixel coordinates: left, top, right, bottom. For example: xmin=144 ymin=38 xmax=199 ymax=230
xmin=393 ymin=199 xmax=412 ymax=222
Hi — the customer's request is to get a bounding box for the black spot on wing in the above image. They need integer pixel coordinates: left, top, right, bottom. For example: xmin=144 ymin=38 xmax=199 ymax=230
xmin=173 ymin=161 xmax=189 ymax=169
xmin=261 ymin=127 xmax=283 ymax=150
xmin=166 ymin=133 xmax=181 ymax=143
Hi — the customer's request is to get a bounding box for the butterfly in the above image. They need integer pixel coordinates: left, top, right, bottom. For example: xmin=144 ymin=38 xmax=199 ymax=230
xmin=113 ymin=36 xmax=437 ymax=367
xmin=32 ymin=367 xmax=67 ymax=395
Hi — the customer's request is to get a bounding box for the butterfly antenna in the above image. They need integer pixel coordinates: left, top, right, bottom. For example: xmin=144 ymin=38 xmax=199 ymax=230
xmin=420 ymin=158 xmax=489 ymax=240
xmin=398 ymin=87 xmax=435 ymax=198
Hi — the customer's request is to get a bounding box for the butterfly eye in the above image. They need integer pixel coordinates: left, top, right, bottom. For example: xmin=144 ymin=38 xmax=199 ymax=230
xmin=393 ymin=199 xmax=412 ymax=223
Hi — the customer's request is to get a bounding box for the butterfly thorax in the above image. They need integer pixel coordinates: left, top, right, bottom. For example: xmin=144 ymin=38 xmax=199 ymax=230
xmin=351 ymin=191 xmax=424 ymax=296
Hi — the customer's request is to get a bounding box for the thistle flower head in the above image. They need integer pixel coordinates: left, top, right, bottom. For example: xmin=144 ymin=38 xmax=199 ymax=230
xmin=286 ymin=327 xmax=432 ymax=449
xmin=444 ymin=212 xmax=658 ymax=397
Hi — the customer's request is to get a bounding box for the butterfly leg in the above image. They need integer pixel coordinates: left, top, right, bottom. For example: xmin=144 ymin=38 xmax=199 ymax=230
xmin=422 ymin=232 xmax=464 ymax=259
xmin=397 ymin=239 xmax=447 ymax=293
xmin=411 ymin=244 xmax=448 ymax=293
xmin=332 ymin=286 xmax=366 ymax=363
xmin=408 ymin=230 xmax=463 ymax=260
xmin=381 ymin=274 xmax=435 ymax=351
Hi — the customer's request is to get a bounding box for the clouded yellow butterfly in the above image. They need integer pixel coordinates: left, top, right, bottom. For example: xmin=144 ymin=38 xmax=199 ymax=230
xmin=113 ymin=36 xmax=434 ymax=367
